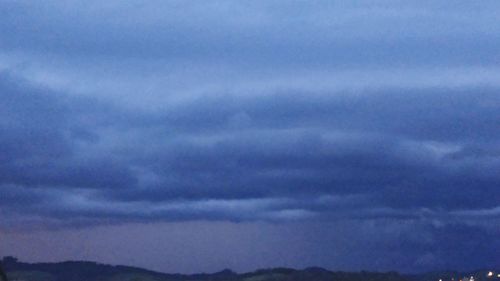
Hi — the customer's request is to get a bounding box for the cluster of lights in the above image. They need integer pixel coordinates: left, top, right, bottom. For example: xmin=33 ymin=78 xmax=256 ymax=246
xmin=487 ymin=271 xmax=500 ymax=278
xmin=439 ymin=271 xmax=499 ymax=281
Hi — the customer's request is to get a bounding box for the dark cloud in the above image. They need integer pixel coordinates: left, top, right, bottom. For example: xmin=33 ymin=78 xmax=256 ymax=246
xmin=0 ymin=73 xmax=137 ymax=190
xmin=1 ymin=72 xmax=498 ymax=224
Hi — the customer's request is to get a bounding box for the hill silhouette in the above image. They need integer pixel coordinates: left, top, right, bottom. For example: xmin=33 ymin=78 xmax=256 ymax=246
xmin=1 ymin=257 xmax=498 ymax=281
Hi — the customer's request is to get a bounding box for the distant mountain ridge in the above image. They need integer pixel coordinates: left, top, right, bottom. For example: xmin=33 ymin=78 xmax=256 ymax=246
xmin=1 ymin=257 xmax=498 ymax=281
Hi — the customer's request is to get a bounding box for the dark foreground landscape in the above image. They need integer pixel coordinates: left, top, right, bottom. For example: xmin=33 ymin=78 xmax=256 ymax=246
xmin=1 ymin=257 xmax=498 ymax=281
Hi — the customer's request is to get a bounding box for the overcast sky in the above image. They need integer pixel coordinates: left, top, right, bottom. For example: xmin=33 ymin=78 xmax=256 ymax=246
xmin=0 ymin=0 xmax=499 ymax=274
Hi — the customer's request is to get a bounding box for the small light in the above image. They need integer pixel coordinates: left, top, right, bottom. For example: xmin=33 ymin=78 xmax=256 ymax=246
xmin=488 ymin=272 xmax=494 ymax=277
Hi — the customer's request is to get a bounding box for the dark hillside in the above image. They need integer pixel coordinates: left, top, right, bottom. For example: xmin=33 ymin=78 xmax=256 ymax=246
xmin=2 ymin=257 xmax=497 ymax=281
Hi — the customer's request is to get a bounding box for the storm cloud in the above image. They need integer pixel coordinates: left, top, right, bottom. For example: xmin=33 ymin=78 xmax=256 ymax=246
xmin=0 ymin=0 xmax=499 ymax=273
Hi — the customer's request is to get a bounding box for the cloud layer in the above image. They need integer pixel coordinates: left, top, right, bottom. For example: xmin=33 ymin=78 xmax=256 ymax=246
xmin=0 ymin=0 xmax=499 ymax=272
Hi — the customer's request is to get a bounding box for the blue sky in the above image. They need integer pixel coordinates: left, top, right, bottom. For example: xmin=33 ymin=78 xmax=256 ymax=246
xmin=0 ymin=0 xmax=499 ymax=274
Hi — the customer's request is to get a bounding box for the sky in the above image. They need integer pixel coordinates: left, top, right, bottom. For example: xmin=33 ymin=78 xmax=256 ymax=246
xmin=0 ymin=0 xmax=499 ymax=274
